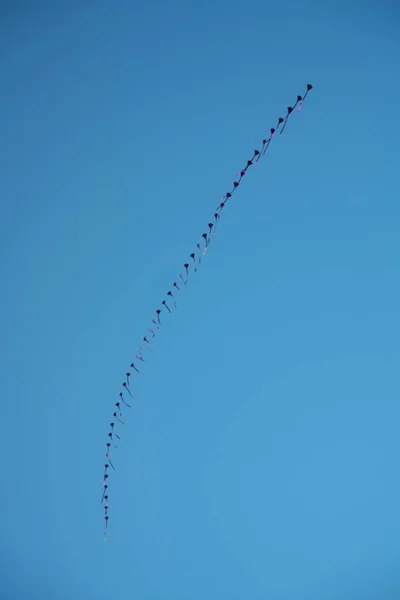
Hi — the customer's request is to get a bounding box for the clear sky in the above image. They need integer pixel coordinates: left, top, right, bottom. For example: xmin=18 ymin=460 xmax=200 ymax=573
xmin=1 ymin=1 xmax=400 ymax=598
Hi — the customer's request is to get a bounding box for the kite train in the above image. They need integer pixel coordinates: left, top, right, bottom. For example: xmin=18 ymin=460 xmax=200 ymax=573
xmin=101 ymin=84 xmax=313 ymax=540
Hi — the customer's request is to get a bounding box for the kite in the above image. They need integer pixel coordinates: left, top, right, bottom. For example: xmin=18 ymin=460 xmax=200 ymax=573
xmin=100 ymin=83 xmax=313 ymax=540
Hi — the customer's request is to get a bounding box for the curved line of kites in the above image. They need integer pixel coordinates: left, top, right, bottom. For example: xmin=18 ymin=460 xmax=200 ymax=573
xmin=101 ymin=83 xmax=313 ymax=540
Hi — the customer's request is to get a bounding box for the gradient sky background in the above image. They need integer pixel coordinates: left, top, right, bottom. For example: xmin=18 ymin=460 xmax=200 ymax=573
xmin=1 ymin=1 xmax=400 ymax=599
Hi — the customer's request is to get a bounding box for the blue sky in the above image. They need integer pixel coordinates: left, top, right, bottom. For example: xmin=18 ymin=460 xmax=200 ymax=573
xmin=1 ymin=1 xmax=400 ymax=598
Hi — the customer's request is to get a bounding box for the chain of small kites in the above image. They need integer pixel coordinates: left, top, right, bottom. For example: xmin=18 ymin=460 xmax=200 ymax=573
xmin=101 ymin=84 xmax=313 ymax=540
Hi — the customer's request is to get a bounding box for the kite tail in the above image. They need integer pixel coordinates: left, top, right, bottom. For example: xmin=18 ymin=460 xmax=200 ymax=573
xmin=168 ymin=292 xmax=177 ymax=308
xmin=298 ymin=84 xmax=313 ymax=111
xmin=106 ymin=455 xmax=116 ymax=470
xmin=103 ymin=516 xmax=109 ymax=537
xmin=125 ymin=386 xmax=134 ymax=398
xmin=261 ymin=131 xmax=275 ymax=157
xmin=279 ymin=107 xmax=294 ymax=135
xmin=261 ymin=140 xmax=270 ymax=157
xmin=251 ymin=150 xmax=260 ymax=166
xmin=280 ymin=119 xmax=289 ymax=135
xmin=190 ymin=253 xmax=197 ymax=272
xmin=256 ymin=142 xmax=265 ymax=162
xmin=151 ymin=319 xmax=161 ymax=332
xmin=292 ymin=95 xmax=302 ymax=113
xmin=162 ymin=301 xmax=171 ymax=313
xmin=179 ymin=272 xmax=188 ymax=287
